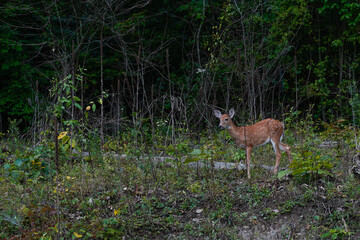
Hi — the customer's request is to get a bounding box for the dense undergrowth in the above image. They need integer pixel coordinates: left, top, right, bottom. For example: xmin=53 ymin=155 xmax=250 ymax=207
xmin=1 ymin=118 xmax=360 ymax=239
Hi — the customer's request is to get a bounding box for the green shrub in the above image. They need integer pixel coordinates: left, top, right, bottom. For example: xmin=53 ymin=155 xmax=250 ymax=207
xmin=3 ymin=146 xmax=53 ymax=183
xmin=290 ymin=150 xmax=333 ymax=183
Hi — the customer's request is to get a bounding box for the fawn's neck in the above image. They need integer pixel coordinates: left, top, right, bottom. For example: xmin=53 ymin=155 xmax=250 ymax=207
xmin=227 ymin=121 xmax=246 ymax=143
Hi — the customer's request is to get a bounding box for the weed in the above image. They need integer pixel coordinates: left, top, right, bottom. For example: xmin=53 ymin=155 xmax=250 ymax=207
xmin=321 ymin=227 xmax=353 ymax=239
xmin=290 ymin=149 xmax=333 ymax=184
xmin=2 ymin=146 xmax=53 ymax=183
xmin=280 ymin=199 xmax=304 ymax=213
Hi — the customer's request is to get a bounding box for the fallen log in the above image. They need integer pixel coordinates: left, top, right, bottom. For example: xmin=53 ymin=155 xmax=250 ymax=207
xmin=136 ymin=155 xmax=275 ymax=172
xmin=74 ymin=150 xmax=278 ymax=172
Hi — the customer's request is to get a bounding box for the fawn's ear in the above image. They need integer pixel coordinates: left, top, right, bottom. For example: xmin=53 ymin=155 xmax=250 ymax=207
xmin=229 ymin=108 xmax=235 ymax=118
xmin=213 ymin=109 xmax=222 ymax=118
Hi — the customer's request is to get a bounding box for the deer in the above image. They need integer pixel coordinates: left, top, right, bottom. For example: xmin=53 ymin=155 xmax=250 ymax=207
xmin=214 ymin=108 xmax=292 ymax=179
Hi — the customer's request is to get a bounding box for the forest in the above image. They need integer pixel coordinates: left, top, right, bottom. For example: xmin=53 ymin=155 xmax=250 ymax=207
xmin=1 ymin=0 xmax=360 ymax=239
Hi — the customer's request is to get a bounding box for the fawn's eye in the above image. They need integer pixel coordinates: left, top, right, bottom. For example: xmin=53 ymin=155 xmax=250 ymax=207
xmin=224 ymin=118 xmax=228 ymax=122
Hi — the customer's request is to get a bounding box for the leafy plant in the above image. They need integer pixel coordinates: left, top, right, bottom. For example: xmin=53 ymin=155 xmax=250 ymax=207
xmin=280 ymin=199 xmax=304 ymax=213
xmin=290 ymin=150 xmax=333 ymax=183
xmin=321 ymin=227 xmax=353 ymax=240
xmin=184 ymin=142 xmax=225 ymax=164
xmin=3 ymin=146 xmax=53 ymax=183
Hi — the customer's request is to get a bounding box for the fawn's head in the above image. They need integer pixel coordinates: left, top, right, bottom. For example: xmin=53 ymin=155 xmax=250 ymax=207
xmin=213 ymin=108 xmax=235 ymax=129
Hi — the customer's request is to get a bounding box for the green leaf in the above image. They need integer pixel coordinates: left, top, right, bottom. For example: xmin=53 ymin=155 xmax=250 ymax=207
xmin=70 ymin=139 xmax=76 ymax=148
xmin=86 ymin=232 xmax=94 ymax=237
xmin=183 ymin=157 xmax=200 ymax=164
xmin=277 ymin=169 xmax=291 ymax=179
xmin=60 ymin=135 xmax=70 ymax=144
xmin=10 ymin=170 xmax=21 ymax=179
xmin=32 ymin=171 xmax=41 ymax=179
xmin=317 ymin=169 xmax=333 ymax=176
xmin=3 ymin=164 xmax=11 ymax=170
xmin=189 ymin=149 xmax=202 ymax=156
xmin=292 ymin=168 xmax=305 ymax=176
xmin=74 ymin=102 xmax=82 ymax=110
xmin=14 ymin=159 xmax=23 ymax=167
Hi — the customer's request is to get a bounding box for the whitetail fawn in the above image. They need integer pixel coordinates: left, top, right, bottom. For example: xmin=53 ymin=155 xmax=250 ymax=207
xmin=214 ymin=108 xmax=292 ymax=179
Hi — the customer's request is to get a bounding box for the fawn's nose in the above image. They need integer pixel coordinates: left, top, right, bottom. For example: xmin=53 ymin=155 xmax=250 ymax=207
xmin=218 ymin=125 xmax=224 ymax=129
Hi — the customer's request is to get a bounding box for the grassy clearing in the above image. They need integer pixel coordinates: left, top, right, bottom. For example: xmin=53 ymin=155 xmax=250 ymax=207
xmin=1 ymin=120 xmax=360 ymax=239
